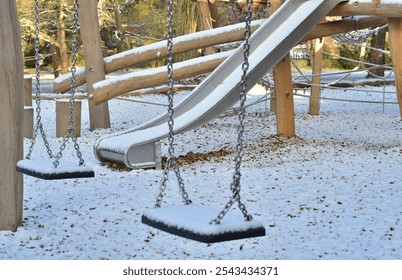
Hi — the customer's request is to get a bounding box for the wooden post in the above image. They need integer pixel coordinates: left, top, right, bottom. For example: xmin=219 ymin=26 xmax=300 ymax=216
xmin=78 ymin=0 xmax=110 ymax=131
xmin=23 ymin=77 xmax=34 ymax=139
xmin=269 ymin=0 xmax=295 ymax=137
xmin=273 ymin=55 xmax=296 ymax=137
xmin=23 ymin=107 xmax=34 ymax=139
xmin=388 ymin=17 xmax=402 ymax=119
xmin=0 ymin=0 xmax=24 ymax=231
xmin=23 ymin=76 xmax=32 ymax=106
xmin=328 ymin=1 xmax=402 ymax=17
xmin=56 ymin=100 xmax=82 ymax=138
xmin=309 ymin=37 xmax=324 ymax=115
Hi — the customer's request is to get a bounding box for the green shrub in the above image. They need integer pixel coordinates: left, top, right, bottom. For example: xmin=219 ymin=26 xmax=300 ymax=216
xmin=337 ymin=44 xmax=361 ymax=69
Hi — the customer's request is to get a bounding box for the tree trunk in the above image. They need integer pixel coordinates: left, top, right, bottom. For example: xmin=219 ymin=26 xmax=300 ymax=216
xmin=176 ymin=0 xmax=198 ymax=61
xmin=114 ymin=4 xmax=124 ymax=53
xmin=58 ymin=0 xmax=68 ymax=74
xmin=209 ymin=0 xmax=220 ymax=28
xmin=50 ymin=35 xmax=60 ymax=78
xmin=368 ymin=26 xmax=387 ymax=77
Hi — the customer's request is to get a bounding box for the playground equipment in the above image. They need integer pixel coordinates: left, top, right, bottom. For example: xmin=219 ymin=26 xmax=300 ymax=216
xmin=52 ymin=16 xmax=386 ymax=97
xmin=49 ymin=3 xmax=394 ymax=137
xmin=89 ymin=17 xmax=386 ymax=105
xmin=52 ymin=20 xmax=264 ymax=94
xmin=94 ymin=0 xmax=351 ymax=169
xmin=0 ymin=0 xmax=23 ymax=231
xmin=2 ymin=0 xmax=402 ymax=232
xmin=141 ymin=0 xmax=266 ymax=243
xmin=16 ymin=0 xmax=94 ymax=180
xmin=89 ymin=0 xmax=402 ymax=170
xmin=142 ymin=0 xmax=401 ymax=243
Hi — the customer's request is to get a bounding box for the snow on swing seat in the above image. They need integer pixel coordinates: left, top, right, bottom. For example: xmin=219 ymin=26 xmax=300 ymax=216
xmin=16 ymin=159 xmax=94 ymax=180
xmin=142 ymin=204 xmax=266 ymax=243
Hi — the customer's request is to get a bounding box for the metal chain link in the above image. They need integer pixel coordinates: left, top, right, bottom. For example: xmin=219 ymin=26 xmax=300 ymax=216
xmin=53 ymin=0 xmax=85 ymax=168
xmin=26 ymin=0 xmax=54 ymax=160
xmin=210 ymin=0 xmax=253 ymax=224
xmin=155 ymin=0 xmax=191 ymax=208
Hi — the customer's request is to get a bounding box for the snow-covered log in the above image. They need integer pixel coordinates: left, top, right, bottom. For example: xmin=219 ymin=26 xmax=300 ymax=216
xmin=328 ymin=0 xmax=402 ymax=17
xmin=301 ymin=16 xmax=386 ymax=43
xmin=54 ymin=16 xmax=388 ymax=95
xmin=53 ymin=20 xmax=264 ymax=93
xmin=91 ymin=50 xmax=234 ymax=105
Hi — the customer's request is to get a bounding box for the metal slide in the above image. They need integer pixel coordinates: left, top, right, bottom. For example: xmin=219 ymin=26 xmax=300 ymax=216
xmin=94 ymin=0 xmax=347 ymax=169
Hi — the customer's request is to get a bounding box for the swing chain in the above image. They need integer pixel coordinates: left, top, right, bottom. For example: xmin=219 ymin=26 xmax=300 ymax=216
xmin=155 ymin=0 xmax=191 ymax=208
xmin=211 ymin=0 xmax=253 ymax=225
xmin=53 ymin=0 xmax=84 ymax=168
xmin=26 ymin=0 xmax=54 ymax=160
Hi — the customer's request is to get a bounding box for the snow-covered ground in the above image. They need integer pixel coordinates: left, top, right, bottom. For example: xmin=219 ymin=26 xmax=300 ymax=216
xmin=0 ymin=74 xmax=401 ymax=260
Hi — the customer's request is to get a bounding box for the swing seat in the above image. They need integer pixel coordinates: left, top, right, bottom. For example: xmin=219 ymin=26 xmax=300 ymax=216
xmin=16 ymin=159 xmax=94 ymax=180
xmin=142 ymin=204 xmax=265 ymax=243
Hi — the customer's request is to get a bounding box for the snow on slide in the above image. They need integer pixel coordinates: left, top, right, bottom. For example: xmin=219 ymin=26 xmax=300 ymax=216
xmin=94 ymin=0 xmax=347 ymax=169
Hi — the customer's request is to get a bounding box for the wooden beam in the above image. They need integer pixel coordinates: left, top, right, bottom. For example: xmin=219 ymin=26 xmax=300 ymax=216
xmin=0 ymin=0 xmax=24 ymax=231
xmin=388 ymin=17 xmax=402 ymax=119
xmin=77 ymin=0 xmax=110 ymax=130
xmin=309 ymin=37 xmax=324 ymax=115
xmin=301 ymin=16 xmax=386 ymax=43
xmin=92 ymin=51 xmax=230 ymax=105
xmin=329 ymin=1 xmax=402 ymax=17
xmin=245 ymin=0 xmax=402 ymax=17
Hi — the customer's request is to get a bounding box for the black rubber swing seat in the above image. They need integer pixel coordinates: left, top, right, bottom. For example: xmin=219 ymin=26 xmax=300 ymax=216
xmin=16 ymin=159 xmax=94 ymax=180
xmin=142 ymin=204 xmax=266 ymax=243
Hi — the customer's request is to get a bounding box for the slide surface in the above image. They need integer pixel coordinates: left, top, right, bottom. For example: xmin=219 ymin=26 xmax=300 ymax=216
xmin=94 ymin=0 xmax=347 ymax=169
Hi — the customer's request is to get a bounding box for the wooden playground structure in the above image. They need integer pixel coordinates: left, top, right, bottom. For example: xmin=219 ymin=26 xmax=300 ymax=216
xmin=52 ymin=0 xmax=402 ymax=133
xmin=1 ymin=0 xmax=402 ymax=231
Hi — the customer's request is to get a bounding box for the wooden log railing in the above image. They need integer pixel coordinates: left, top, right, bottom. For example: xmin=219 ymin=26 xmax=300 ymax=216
xmin=53 ymin=20 xmax=264 ymax=93
xmin=54 ymin=16 xmax=386 ymax=95
xmin=91 ymin=50 xmax=233 ymax=105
